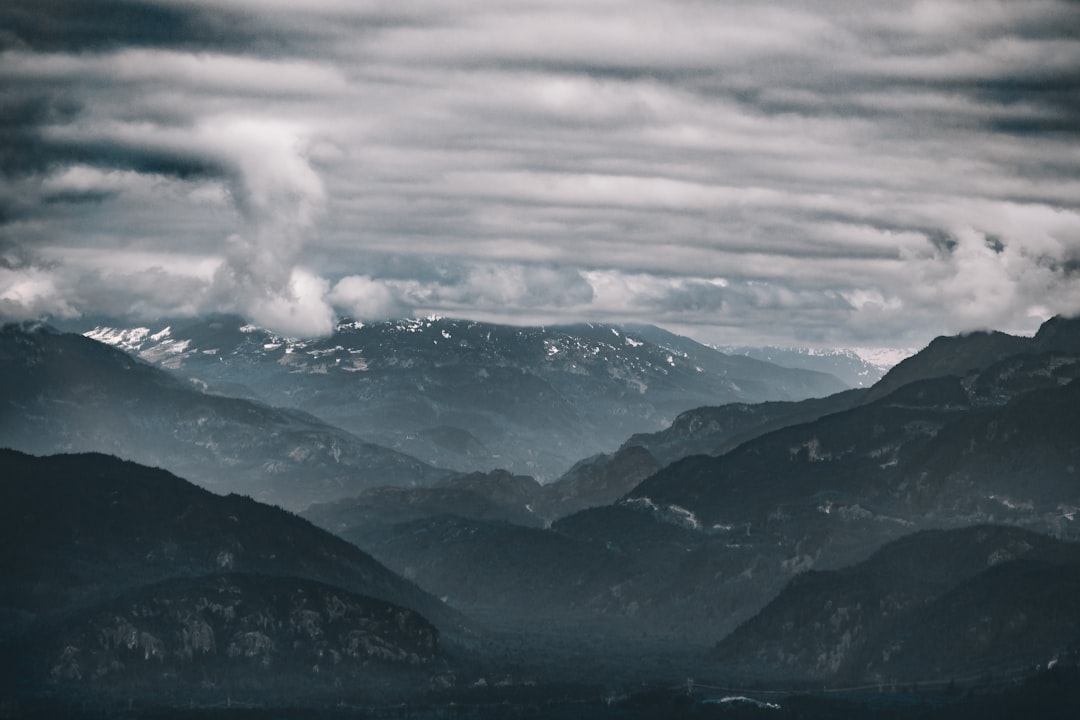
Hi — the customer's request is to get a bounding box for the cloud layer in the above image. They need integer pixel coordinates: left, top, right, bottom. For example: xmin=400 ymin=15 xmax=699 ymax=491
xmin=1 ymin=0 xmax=1079 ymax=347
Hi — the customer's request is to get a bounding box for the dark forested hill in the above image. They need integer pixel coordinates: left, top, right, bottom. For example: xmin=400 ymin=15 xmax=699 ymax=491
xmin=0 ymin=450 xmax=462 ymax=706
xmin=714 ymin=526 xmax=1080 ymax=684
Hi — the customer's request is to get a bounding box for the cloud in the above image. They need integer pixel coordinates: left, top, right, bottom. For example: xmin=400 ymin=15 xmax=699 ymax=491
xmin=328 ymin=274 xmax=401 ymax=319
xmin=0 ymin=265 xmax=76 ymax=320
xmin=1 ymin=0 xmax=1079 ymax=346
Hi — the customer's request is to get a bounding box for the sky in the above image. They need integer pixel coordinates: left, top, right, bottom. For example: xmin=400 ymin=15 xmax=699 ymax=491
xmin=1 ymin=0 xmax=1079 ymax=348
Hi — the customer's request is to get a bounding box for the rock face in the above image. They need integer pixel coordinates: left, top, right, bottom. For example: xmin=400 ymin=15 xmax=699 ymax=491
xmin=79 ymin=315 xmax=847 ymax=479
xmin=0 ymin=323 xmax=449 ymax=510
xmin=713 ymin=526 xmax=1080 ymax=684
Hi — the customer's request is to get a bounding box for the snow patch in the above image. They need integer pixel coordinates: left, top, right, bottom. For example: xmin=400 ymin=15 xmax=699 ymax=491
xmin=668 ymin=504 xmax=701 ymax=530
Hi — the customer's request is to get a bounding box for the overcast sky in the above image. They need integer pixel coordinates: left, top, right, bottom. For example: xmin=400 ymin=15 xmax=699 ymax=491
xmin=1 ymin=0 xmax=1078 ymax=348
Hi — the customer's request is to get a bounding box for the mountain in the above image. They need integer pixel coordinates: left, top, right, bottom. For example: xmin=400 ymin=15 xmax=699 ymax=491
xmin=323 ymin=316 xmax=1080 ymax=659
xmin=628 ymin=317 xmax=1080 ymax=546
xmin=531 ymin=445 xmax=663 ymax=520
xmin=0 ymin=323 xmax=449 ymax=510
xmin=859 ymin=316 xmax=1080 ymax=404
xmin=713 ymin=526 xmax=1080 ymax=684
xmin=620 ymin=388 xmax=866 ymax=466
xmin=306 ymin=445 xmax=664 ymax=542
xmin=304 ymin=471 xmax=547 ymax=541
xmin=0 ymin=450 xmax=460 ymax=706
xmin=39 ymin=573 xmax=440 ymax=705
xmin=78 ymin=315 xmax=848 ymax=479
xmin=0 ymin=450 xmax=455 ymax=632
xmin=718 ymin=346 xmax=909 ymax=388
xmin=861 ymin=330 xmax=1030 ymax=403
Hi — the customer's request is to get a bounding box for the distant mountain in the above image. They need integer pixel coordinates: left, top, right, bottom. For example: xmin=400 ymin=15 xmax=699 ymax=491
xmin=0 ymin=450 xmax=459 ymax=706
xmin=319 ymin=499 xmax=798 ymax=648
xmin=714 ymin=526 xmax=1080 ymax=684
xmin=532 ymin=445 xmax=662 ymax=520
xmin=0 ymin=323 xmax=449 ymax=510
xmin=718 ymin=346 xmax=909 ymax=388
xmin=78 ymin=315 xmax=847 ymax=479
xmin=305 ymin=445 xmax=663 ymax=552
xmin=304 ymin=471 xmax=547 ymax=541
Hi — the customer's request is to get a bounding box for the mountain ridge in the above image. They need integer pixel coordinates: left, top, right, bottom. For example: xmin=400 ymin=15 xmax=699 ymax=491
xmin=0 ymin=322 xmax=450 ymax=510
xmin=75 ymin=314 xmax=848 ymax=479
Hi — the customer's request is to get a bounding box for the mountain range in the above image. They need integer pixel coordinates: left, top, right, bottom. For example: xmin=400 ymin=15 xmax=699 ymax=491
xmin=0 ymin=322 xmax=448 ymax=510
xmin=77 ymin=315 xmax=847 ymax=479
xmin=3 ymin=312 xmax=1080 ymax=715
xmin=299 ymin=314 xmax=1080 ymax=678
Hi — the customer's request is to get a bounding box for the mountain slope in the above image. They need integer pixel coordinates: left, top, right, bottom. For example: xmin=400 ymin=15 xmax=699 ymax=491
xmin=628 ymin=317 xmax=1080 ymax=543
xmin=0 ymin=450 xmax=457 ymax=634
xmin=533 ymin=445 xmax=663 ymax=520
xmin=620 ymin=388 xmax=866 ymax=466
xmin=713 ymin=526 xmax=1080 ymax=684
xmin=80 ymin=315 xmax=847 ymax=479
xmin=39 ymin=573 xmax=440 ymax=704
xmin=0 ymin=323 xmax=449 ymax=509
xmin=860 ymin=316 xmax=1080 ymax=404
xmin=0 ymin=449 xmax=471 ymax=707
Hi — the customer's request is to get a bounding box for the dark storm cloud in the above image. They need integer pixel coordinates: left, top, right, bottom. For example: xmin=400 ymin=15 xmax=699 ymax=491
xmin=0 ymin=0 xmax=282 ymax=55
xmin=1 ymin=0 xmax=1079 ymax=348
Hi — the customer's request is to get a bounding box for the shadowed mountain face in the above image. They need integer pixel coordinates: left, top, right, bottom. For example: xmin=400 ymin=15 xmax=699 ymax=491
xmin=0 ymin=450 xmax=460 ymax=705
xmin=0 ymin=450 xmax=456 ymax=635
xmin=0 ymin=323 xmax=449 ymax=510
xmin=79 ymin=315 xmax=847 ymax=480
xmin=620 ymin=388 xmax=866 ymax=466
xmin=714 ymin=526 xmax=1080 ymax=685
